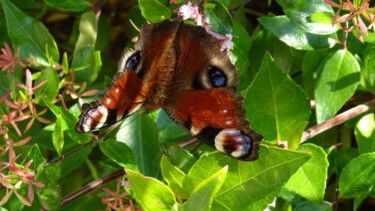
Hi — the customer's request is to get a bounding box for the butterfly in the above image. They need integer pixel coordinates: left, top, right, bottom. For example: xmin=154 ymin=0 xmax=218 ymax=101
xmin=75 ymin=20 xmax=263 ymax=161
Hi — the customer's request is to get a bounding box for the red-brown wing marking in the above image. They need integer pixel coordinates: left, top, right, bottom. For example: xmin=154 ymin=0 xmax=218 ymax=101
xmin=165 ymin=88 xmax=263 ymax=161
xmin=75 ymin=72 xmax=144 ymax=133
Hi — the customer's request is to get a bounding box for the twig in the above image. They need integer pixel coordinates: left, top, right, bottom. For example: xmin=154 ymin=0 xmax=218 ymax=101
xmin=61 ymin=168 xmax=125 ymax=207
xmin=177 ymin=137 xmax=199 ymax=148
xmin=301 ymin=98 xmax=375 ymax=142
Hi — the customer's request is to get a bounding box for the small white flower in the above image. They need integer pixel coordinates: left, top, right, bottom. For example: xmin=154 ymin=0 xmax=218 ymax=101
xmin=179 ymin=1 xmax=199 ymax=20
xmin=220 ymin=34 xmax=234 ymax=51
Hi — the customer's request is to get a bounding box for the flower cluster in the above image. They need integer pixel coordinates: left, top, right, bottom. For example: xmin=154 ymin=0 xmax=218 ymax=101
xmin=0 ymin=41 xmax=99 ymax=206
xmin=324 ymin=0 xmax=374 ymax=43
xmin=0 ymin=142 xmax=45 ymax=206
xmin=171 ymin=0 xmax=234 ymax=51
xmin=100 ymin=178 xmax=132 ymax=210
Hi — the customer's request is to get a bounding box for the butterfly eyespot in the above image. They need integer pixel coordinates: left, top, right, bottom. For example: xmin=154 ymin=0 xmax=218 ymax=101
xmin=208 ymin=66 xmax=227 ymax=87
xmin=125 ymin=51 xmax=142 ymax=70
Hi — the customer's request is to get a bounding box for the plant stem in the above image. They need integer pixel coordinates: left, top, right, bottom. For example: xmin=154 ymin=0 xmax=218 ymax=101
xmin=61 ymin=168 xmax=125 ymax=207
xmin=301 ymin=98 xmax=375 ymax=142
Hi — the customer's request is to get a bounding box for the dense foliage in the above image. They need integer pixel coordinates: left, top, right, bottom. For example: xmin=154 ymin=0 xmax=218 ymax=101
xmin=0 ymin=0 xmax=375 ymax=210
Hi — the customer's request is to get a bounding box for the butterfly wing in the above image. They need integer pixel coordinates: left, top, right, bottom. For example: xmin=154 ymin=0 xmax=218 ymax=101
xmin=164 ymin=23 xmax=263 ymax=161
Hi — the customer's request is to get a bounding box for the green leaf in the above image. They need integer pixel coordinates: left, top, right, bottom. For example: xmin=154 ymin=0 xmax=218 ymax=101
xmin=249 ymin=30 xmax=275 ymax=72
xmin=245 ymin=52 xmax=311 ymax=141
xmin=36 ymin=168 xmax=61 ymax=211
xmin=52 ymin=115 xmax=64 ymax=156
xmin=335 ymin=147 xmax=359 ymax=175
xmin=275 ymin=0 xmax=338 ymax=35
xmin=125 ymin=169 xmax=178 ymax=210
xmin=355 ymin=113 xmax=375 ymax=154
xmin=361 ymin=46 xmax=375 ymax=93
xmin=34 ymin=67 xmax=59 ymax=105
xmin=99 ymin=137 xmax=138 ymax=171
xmin=259 ymin=15 xmax=336 ymax=50
xmin=184 ymin=166 xmax=228 ymax=211
xmin=204 ymin=0 xmax=232 ymax=35
xmin=116 ymin=114 xmax=162 ymax=178
xmin=44 ymin=0 xmax=89 ymax=12
xmin=161 ymin=156 xmax=193 ymax=199
xmin=0 ymin=0 xmax=59 ymax=65
xmin=164 ymin=144 xmax=197 ymax=174
xmin=287 ymin=121 xmax=308 ymax=150
xmin=62 ymin=52 xmax=69 ymax=75
xmin=230 ymin=20 xmax=254 ymax=92
xmin=187 ymin=146 xmax=311 ymax=210
xmin=315 ymin=50 xmax=360 ymax=123
xmin=138 ymin=0 xmax=171 ymax=23
xmin=339 ymin=152 xmax=375 ymax=198
xmin=71 ymin=45 xmax=102 ymax=84
xmin=21 ymin=144 xmax=46 ymax=170
xmin=285 ymin=144 xmax=328 ymax=205
xmin=302 ymin=49 xmax=333 ymax=99
xmin=294 ymin=201 xmax=333 ymax=211
xmin=75 ymin=11 xmax=98 ymax=51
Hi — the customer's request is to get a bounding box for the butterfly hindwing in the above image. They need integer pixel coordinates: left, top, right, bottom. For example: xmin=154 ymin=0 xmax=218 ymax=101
xmin=165 ymin=88 xmax=262 ymax=161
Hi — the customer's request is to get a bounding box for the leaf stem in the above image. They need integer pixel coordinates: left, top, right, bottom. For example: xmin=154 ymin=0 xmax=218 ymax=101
xmin=61 ymin=168 xmax=125 ymax=207
xmin=301 ymin=98 xmax=375 ymax=142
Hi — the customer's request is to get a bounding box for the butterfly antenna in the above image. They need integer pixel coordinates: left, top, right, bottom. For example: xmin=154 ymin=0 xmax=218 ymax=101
xmin=129 ymin=19 xmax=140 ymax=32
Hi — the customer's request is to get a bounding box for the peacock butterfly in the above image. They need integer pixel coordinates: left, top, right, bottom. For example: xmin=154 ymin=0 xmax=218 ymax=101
xmin=75 ymin=20 xmax=263 ymax=161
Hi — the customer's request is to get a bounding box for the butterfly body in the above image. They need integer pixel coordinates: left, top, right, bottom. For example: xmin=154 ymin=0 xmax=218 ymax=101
xmin=76 ymin=20 xmax=263 ymax=161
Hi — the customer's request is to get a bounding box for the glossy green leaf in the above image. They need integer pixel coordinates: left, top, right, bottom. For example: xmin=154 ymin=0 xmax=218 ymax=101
xmin=116 ymin=114 xmax=162 ymax=178
xmin=315 ymin=50 xmax=360 ymax=123
xmin=34 ymin=67 xmax=59 ymax=105
xmin=285 ymin=144 xmax=328 ymax=205
xmin=273 ymin=38 xmax=304 ymax=75
xmin=161 ymin=156 xmax=193 ymax=199
xmin=99 ymin=137 xmax=138 ymax=171
xmin=245 ymin=53 xmax=311 ymax=141
xmin=355 ymin=113 xmax=375 ymax=154
xmin=165 ymin=144 xmax=197 ymax=174
xmin=259 ymin=16 xmax=336 ymax=50
xmin=276 ymin=0 xmax=338 ymax=35
xmin=138 ymin=0 xmax=170 ymax=23
xmin=71 ymin=45 xmax=102 ymax=84
xmin=339 ymin=152 xmax=375 ymax=198
xmin=125 ymin=169 xmax=178 ymax=210
xmin=44 ymin=0 xmax=89 ymax=12
xmin=0 ymin=0 xmax=59 ymax=65
xmin=52 ymin=115 xmax=64 ymax=156
xmin=187 ymin=146 xmax=311 ymax=210
xmin=75 ymin=11 xmax=98 ymax=51
xmin=204 ymin=0 xmax=232 ymax=35
xmin=184 ymin=166 xmax=228 ymax=211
